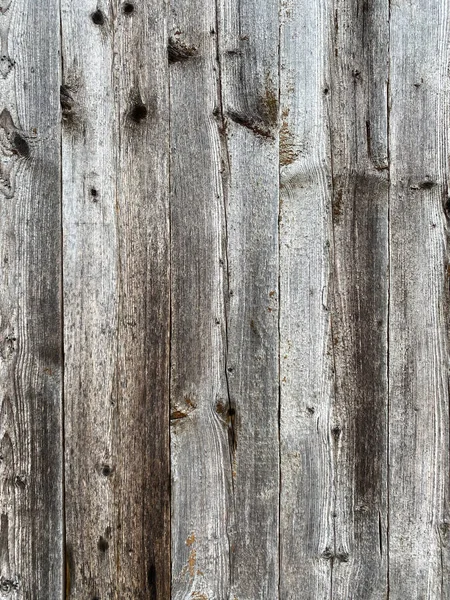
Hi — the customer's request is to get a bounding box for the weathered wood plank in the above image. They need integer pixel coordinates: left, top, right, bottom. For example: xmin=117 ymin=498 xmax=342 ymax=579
xmin=328 ymin=0 xmax=389 ymax=597
xmin=62 ymin=2 xmax=170 ymax=598
xmin=279 ymin=0 xmax=334 ymax=597
xmin=0 ymin=0 xmax=63 ymax=597
xmin=168 ymin=8 xmax=232 ymax=600
xmin=216 ymin=0 xmax=280 ymax=596
xmin=388 ymin=1 xmax=450 ymax=597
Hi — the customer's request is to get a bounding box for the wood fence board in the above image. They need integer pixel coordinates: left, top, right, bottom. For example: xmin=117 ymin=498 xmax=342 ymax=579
xmin=217 ymin=0 xmax=281 ymax=596
xmin=388 ymin=1 xmax=450 ymax=597
xmin=168 ymin=5 xmax=232 ymax=599
xmin=62 ymin=2 xmax=170 ymax=598
xmin=328 ymin=0 xmax=390 ymax=598
xmin=0 ymin=0 xmax=63 ymax=597
xmin=279 ymin=0 xmax=334 ymax=598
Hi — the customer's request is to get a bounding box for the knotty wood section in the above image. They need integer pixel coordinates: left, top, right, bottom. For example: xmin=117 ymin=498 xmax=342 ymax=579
xmin=0 ymin=0 xmax=63 ymax=597
xmin=168 ymin=3 xmax=232 ymax=597
xmin=217 ymin=0 xmax=280 ymax=596
xmin=389 ymin=0 xmax=450 ymax=597
xmin=328 ymin=0 xmax=389 ymax=597
xmin=62 ymin=2 xmax=170 ymax=598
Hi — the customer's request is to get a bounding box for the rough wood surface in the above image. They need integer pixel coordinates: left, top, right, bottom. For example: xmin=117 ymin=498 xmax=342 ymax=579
xmin=328 ymin=1 xmax=390 ymax=598
xmin=217 ymin=0 xmax=280 ymax=596
xmin=4 ymin=1 xmax=450 ymax=598
xmin=62 ymin=2 xmax=170 ymax=598
xmin=168 ymin=5 xmax=232 ymax=599
xmin=279 ymin=0 xmax=334 ymax=597
xmin=0 ymin=0 xmax=63 ymax=598
xmin=388 ymin=0 xmax=450 ymax=597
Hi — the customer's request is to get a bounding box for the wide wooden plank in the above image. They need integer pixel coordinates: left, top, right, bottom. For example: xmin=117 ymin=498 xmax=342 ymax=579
xmin=216 ymin=0 xmax=280 ymax=596
xmin=62 ymin=2 xmax=170 ymax=598
xmin=328 ymin=0 xmax=389 ymax=597
xmin=168 ymin=5 xmax=232 ymax=599
xmin=279 ymin=0 xmax=334 ymax=597
xmin=388 ymin=1 xmax=450 ymax=597
xmin=0 ymin=0 xmax=63 ymax=597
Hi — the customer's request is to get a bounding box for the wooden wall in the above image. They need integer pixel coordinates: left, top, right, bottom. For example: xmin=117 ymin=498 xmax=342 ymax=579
xmin=0 ymin=0 xmax=449 ymax=598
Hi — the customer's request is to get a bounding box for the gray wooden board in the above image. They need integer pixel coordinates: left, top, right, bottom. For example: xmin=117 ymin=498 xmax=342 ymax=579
xmin=328 ymin=0 xmax=390 ymax=598
xmin=0 ymin=0 xmax=63 ymax=598
xmin=388 ymin=0 xmax=450 ymax=597
xmin=217 ymin=0 xmax=281 ymax=595
xmin=279 ymin=0 xmax=334 ymax=596
xmin=168 ymin=5 xmax=232 ymax=599
xmin=62 ymin=2 xmax=170 ymax=598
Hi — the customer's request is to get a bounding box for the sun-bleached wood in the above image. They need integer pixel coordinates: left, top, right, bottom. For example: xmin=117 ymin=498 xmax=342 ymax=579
xmin=0 ymin=0 xmax=63 ymax=597
xmin=168 ymin=6 xmax=232 ymax=599
xmin=217 ymin=0 xmax=280 ymax=596
xmin=388 ymin=1 xmax=450 ymax=597
xmin=279 ymin=0 xmax=334 ymax=597
xmin=62 ymin=2 xmax=170 ymax=598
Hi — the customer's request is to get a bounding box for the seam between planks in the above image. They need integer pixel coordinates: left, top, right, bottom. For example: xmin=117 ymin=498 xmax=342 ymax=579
xmin=167 ymin=1 xmax=173 ymax=592
xmin=59 ymin=1 xmax=67 ymax=598
xmin=386 ymin=0 xmax=391 ymax=596
xmin=277 ymin=3 xmax=282 ymax=597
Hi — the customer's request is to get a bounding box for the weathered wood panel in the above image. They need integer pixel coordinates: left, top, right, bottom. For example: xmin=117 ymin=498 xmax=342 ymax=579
xmin=6 ymin=0 xmax=450 ymax=598
xmin=62 ymin=2 xmax=170 ymax=598
xmin=168 ymin=6 xmax=232 ymax=599
xmin=328 ymin=0 xmax=390 ymax=598
xmin=279 ymin=0 xmax=334 ymax=597
xmin=217 ymin=0 xmax=280 ymax=596
xmin=388 ymin=0 xmax=450 ymax=597
xmin=0 ymin=0 xmax=63 ymax=597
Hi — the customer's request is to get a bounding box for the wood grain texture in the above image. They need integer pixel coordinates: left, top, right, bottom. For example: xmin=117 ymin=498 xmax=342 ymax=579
xmin=279 ymin=0 xmax=334 ymax=597
xmin=388 ymin=0 xmax=450 ymax=597
xmin=217 ymin=0 xmax=280 ymax=596
xmin=0 ymin=0 xmax=63 ymax=598
xmin=328 ymin=0 xmax=389 ymax=598
xmin=168 ymin=5 xmax=232 ymax=599
xmin=62 ymin=2 xmax=170 ymax=598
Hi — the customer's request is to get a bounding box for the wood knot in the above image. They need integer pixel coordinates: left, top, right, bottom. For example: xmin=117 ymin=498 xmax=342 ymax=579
xmin=168 ymin=37 xmax=198 ymax=63
xmin=97 ymin=536 xmax=109 ymax=552
xmin=129 ymin=103 xmax=148 ymax=123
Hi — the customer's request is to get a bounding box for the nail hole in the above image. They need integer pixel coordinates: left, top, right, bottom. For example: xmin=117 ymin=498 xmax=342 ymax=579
xmin=90 ymin=188 xmax=99 ymax=200
xmin=98 ymin=536 xmax=109 ymax=552
xmin=101 ymin=465 xmax=112 ymax=477
xmin=122 ymin=2 xmax=134 ymax=14
xmin=129 ymin=103 xmax=148 ymax=123
xmin=91 ymin=9 xmax=105 ymax=25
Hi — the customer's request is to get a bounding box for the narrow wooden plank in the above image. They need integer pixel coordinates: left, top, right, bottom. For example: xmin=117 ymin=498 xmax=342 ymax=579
xmin=215 ymin=0 xmax=280 ymax=597
xmin=62 ymin=2 xmax=170 ymax=598
xmin=388 ymin=1 xmax=450 ymax=597
xmin=328 ymin=0 xmax=389 ymax=597
xmin=168 ymin=7 xmax=232 ymax=600
xmin=279 ymin=0 xmax=334 ymax=597
xmin=0 ymin=0 xmax=63 ymax=597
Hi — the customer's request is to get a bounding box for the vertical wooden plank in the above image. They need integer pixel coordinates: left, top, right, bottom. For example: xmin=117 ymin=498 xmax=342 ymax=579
xmin=0 ymin=0 xmax=63 ymax=597
xmin=328 ymin=0 xmax=389 ymax=598
xmin=216 ymin=0 xmax=280 ymax=596
xmin=279 ymin=0 xmax=334 ymax=597
xmin=168 ymin=5 xmax=232 ymax=600
xmin=62 ymin=1 xmax=170 ymax=598
xmin=388 ymin=0 xmax=450 ymax=597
